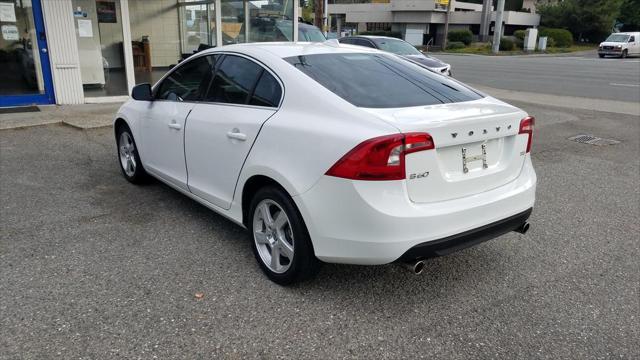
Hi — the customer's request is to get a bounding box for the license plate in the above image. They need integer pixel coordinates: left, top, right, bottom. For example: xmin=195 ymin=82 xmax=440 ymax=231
xmin=462 ymin=143 xmax=488 ymax=173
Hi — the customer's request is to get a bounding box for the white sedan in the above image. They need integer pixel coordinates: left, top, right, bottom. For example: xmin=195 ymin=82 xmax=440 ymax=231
xmin=114 ymin=42 xmax=536 ymax=284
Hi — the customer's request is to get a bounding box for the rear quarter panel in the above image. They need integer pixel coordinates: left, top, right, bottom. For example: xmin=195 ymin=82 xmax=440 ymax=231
xmin=233 ymin=48 xmax=400 ymax=200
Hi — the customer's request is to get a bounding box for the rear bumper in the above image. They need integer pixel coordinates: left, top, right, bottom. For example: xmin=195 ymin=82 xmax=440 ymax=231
xmin=294 ymin=156 xmax=536 ymax=265
xmin=397 ymin=208 xmax=532 ymax=262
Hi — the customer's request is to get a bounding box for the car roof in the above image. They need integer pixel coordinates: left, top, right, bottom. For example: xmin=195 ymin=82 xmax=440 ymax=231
xmin=201 ymin=41 xmax=381 ymax=59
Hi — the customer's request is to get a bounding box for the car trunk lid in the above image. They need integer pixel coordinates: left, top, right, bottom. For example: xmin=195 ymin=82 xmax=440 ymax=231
xmin=362 ymin=98 xmax=530 ymax=203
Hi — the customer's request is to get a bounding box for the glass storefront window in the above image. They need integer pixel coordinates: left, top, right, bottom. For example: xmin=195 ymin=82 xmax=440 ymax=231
xmin=0 ymin=0 xmax=45 ymax=96
xmin=131 ymin=0 xmax=184 ymax=88
xmin=221 ymin=0 xmax=294 ymax=45
xmin=247 ymin=0 xmax=294 ymax=42
xmin=221 ymin=0 xmax=243 ymax=44
xmin=73 ymin=0 xmax=128 ymax=97
xmin=179 ymin=0 xmax=216 ymax=54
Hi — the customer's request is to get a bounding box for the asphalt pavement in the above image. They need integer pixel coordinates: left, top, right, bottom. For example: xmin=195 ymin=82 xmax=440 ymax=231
xmin=1 ymin=100 xmax=638 ymax=358
xmin=437 ymin=51 xmax=640 ymax=103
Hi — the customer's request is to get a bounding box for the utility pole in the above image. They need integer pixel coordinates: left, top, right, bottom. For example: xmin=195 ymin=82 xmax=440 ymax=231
xmin=324 ymin=0 xmax=329 ymax=37
xmin=314 ymin=0 xmax=323 ymax=29
xmin=442 ymin=0 xmax=452 ymax=50
xmin=479 ymin=0 xmax=491 ymax=42
xmin=491 ymin=0 xmax=505 ymax=54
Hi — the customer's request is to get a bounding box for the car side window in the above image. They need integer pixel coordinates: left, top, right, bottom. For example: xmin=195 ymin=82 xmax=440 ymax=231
xmin=630 ymin=36 xmax=635 ymax=42
xmin=339 ymin=38 xmax=353 ymax=44
xmin=205 ymin=55 xmax=267 ymax=105
xmin=155 ymin=55 xmax=217 ymax=101
xmin=249 ymin=71 xmax=282 ymax=107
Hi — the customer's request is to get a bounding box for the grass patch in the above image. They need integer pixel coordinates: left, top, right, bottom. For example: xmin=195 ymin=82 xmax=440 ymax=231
xmin=439 ymin=44 xmax=597 ymax=55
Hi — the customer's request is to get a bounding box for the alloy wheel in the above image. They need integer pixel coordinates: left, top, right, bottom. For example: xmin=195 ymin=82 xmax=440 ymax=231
xmin=119 ymin=132 xmax=137 ymax=177
xmin=253 ymin=199 xmax=295 ymax=274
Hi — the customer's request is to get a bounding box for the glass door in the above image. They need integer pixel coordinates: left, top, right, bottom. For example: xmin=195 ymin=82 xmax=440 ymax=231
xmin=0 ymin=0 xmax=54 ymax=106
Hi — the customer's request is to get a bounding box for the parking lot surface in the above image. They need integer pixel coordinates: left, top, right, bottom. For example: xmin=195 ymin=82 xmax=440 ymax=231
xmin=1 ymin=102 xmax=638 ymax=358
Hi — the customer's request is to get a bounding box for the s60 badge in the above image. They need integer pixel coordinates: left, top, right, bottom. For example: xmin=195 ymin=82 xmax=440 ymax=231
xmin=409 ymin=172 xmax=430 ymax=180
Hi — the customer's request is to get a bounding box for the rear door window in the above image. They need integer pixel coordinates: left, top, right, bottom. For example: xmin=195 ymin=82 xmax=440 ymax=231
xmin=250 ymin=71 xmax=282 ymax=107
xmin=284 ymin=53 xmax=482 ymax=108
xmin=205 ymin=55 xmax=263 ymax=105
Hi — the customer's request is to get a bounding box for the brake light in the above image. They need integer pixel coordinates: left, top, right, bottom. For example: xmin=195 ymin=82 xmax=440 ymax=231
xmin=519 ymin=116 xmax=535 ymax=153
xmin=326 ymin=132 xmax=434 ymax=181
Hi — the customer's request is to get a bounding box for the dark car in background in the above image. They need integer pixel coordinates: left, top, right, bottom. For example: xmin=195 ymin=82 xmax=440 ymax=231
xmin=338 ymin=35 xmax=452 ymax=76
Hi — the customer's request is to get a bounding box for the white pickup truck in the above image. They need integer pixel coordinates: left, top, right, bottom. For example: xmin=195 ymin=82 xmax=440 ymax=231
xmin=599 ymin=32 xmax=640 ymax=58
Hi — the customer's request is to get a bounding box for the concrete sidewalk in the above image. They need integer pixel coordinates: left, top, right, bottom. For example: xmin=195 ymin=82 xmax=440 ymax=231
xmin=471 ymin=84 xmax=640 ymax=116
xmin=0 ymin=103 xmax=122 ymax=130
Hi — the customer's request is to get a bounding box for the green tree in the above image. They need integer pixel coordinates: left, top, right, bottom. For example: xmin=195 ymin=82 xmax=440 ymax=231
xmin=539 ymin=0 xmax=624 ymax=42
xmin=301 ymin=0 xmax=315 ymax=24
xmin=618 ymin=0 xmax=640 ymax=31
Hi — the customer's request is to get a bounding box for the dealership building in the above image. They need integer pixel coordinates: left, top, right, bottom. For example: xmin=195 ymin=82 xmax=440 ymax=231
xmin=328 ymin=0 xmax=540 ymax=46
xmin=0 ymin=0 xmax=299 ymax=107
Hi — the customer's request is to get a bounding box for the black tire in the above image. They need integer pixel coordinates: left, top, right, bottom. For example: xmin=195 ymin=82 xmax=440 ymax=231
xmin=249 ymin=186 xmax=321 ymax=285
xmin=598 ymin=54 xmax=605 ymax=58
xmin=116 ymin=124 xmax=148 ymax=184
xmin=621 ymin=50 xmax=628 ymax=59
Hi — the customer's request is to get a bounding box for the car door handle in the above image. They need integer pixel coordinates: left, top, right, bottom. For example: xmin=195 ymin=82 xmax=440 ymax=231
xmin=227 ymin=130 xmax=247 ymax=141
xmin=168 ymin=122 xmax=182 ymax=130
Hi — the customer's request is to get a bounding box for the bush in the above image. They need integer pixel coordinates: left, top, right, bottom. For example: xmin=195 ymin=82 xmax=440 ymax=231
xmin=447 ymin=41 xmax=466 ymax=50
xmin=499 ymin=37 xmax=515 ymax=51
xmin=359 ymin=31 xmax=403 ymax=39
xmin=539 ymin=28 xmax=573 ymax=47
xmin=546 ymin=37 xmax=556 ymax=48
xmin=448 ymin=29 xmax=473 ymax=46
xmin=514 ymin=37 xmax=524 ymax=49
xmin=514 ymin=30 xmax=527 ymax=41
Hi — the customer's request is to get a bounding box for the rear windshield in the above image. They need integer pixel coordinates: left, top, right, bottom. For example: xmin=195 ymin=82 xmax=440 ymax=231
xmin=284 ymin=53 xmax=482 ymax=108
xmin=372 ymin=38 xmax=422 ymax=55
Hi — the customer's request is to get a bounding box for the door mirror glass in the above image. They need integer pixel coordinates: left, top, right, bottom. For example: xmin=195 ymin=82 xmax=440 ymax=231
xmin=131 ymin=83 xmax=153 ymax=101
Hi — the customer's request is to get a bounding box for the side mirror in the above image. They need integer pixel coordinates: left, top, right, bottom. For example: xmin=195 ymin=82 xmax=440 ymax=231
xmin=131 ymin=83 xmax=153 ymax=101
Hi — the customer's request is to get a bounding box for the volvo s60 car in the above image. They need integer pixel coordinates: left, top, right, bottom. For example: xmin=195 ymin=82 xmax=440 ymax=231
xmin=338 ymin=35 xmax=452 ymax=75
xmin=115 ymin=42 xmax=536 ymax=284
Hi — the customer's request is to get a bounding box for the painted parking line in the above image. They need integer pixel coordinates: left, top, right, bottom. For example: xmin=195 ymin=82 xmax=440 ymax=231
xmin=609 ymin=83 xmax=640 ymax=87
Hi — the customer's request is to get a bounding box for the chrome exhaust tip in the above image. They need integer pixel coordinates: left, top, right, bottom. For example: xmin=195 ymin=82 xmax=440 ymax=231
xmin=401 ymin=260 xmax=426 ymax=275
xmin=514 ymin=222 xmax=530 ymax=234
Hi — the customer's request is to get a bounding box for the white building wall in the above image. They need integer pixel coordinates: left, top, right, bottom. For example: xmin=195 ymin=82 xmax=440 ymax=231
xmin=42 ymin=0 xmax=84 ymax=105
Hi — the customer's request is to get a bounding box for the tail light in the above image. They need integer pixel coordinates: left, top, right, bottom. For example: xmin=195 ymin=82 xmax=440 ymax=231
xmin=326 ymin=132 xmax=434 ymax=181
xmin=519 ymin=116 xmax=535 ymax=153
